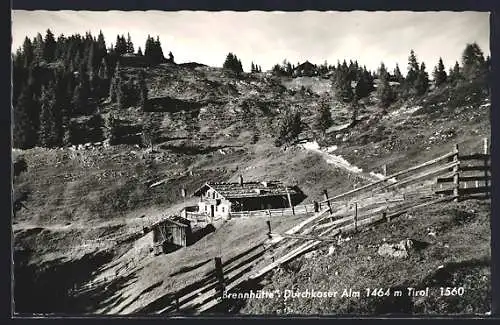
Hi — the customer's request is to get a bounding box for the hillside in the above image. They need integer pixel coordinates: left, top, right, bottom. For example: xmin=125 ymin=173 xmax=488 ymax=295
xmin=12 ymin=61 xmax=491 ymax=315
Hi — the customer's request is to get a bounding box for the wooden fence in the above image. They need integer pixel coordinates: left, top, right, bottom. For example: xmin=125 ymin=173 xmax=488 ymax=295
xmin=435 ymin=138 xmax=491 ymax=200
xmin=248 ymin=138 xmax=491 ymax=283
xmin=229 ymin=204 xmax=315 ymax=219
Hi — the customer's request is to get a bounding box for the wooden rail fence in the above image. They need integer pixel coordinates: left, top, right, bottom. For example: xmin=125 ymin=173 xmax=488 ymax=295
xmin=435 ymin=138 xmax=491 ymax=200
xmin=229 ymin=204 xmax=315 ymax=219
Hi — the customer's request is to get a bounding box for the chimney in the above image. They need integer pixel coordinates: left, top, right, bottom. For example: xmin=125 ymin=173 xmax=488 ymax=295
xmin=239 ymin=175 xmax=244 ymax=187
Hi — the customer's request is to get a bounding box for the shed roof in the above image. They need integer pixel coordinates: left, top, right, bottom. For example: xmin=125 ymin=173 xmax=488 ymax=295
xmin=153 ymin=215 xmax=191 ymax=229
xmin=193 ymin=181 xmax=299 ymax=199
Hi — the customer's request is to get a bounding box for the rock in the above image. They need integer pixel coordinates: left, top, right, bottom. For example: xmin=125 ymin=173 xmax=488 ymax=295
xmin=377 ymin=239 xmax=413 ymax=259
xmin=304 ymin=251 xmax=318 ymax=259
xmin=327 ymin=245 xmax=336 ymax=256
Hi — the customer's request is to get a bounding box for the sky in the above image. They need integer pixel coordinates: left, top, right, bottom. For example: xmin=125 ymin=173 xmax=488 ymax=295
xmin=12 ymin=10 xmax=490 ymax=73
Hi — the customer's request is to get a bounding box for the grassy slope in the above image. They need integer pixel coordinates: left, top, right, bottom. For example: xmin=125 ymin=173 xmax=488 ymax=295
xmin=238 ymin=81 xmax=491 ymax=315
xmin=332 ymin=87 xmax=491 ymax=174
xmin=241 ymin=200 xmax=491 ymax=315
xmin=13 ymin=64 xmax=491 ymax=315
xmin=98 ymin=213 xmax=306 ymax=314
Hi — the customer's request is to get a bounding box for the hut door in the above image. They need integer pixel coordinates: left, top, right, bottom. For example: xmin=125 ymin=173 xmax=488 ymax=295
xmin=210 ymin=205 xmax=215 ymax=218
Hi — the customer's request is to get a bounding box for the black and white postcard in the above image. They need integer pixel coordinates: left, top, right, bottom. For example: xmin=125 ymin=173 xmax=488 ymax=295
xmin=11 ymin=10 xmax=491 ymax=316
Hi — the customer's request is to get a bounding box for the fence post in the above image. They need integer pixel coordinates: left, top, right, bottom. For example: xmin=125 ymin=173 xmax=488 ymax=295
xmin=353 ymin=202 xmax=358 ymax=232
xmin=286 ymin=187 xmax=295 ymax=215
xmin=453 ymin=144 xmax=459 ymax=202
xmin=313 ymin=200 xmax=319 ymax=213
xmin=484 ymin=137 xmax=490 ymax=198
xmin=214 ymin=257 xmax=225 ymax=299
xmin=266 ymin=220 xmax=272 ymax=239
xmin=323 ymin=189 xmax=332 ymax=214
xmin=382 ymin=164 xmax=388 ymax=193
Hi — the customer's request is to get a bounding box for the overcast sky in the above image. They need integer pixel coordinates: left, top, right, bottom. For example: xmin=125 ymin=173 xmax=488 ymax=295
xmin=12 ymin=10 xmax=490 ymax=73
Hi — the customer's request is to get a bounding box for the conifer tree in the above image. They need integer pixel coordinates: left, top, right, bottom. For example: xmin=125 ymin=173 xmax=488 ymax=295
xmin=33 ymin=33 xmax=44 ymax=63
xmin=378 ymin=62 xmax=390 ymax=81
xmin=126 ymin=33 xmax=134 ymax=54
xmin=154 ymin=36 xmax=165 ymax=63
xmin=43 ymin=29 xmax=56 ymax=62
xmin=405 ymin=49 xmax=420 ymax=87
xmin=415 ymin=62 xmax=429 ymax=95
xmin=96 ymin=30 xmax=107 ymax=59
xmin=314 ymin=102 xmax=333 ymax=134
xmin=13 ymin=86 xmax=38 ymax=148
xmin=72 ymin=72 xmax=90 ymax=114
xmin=377 ymin=62 xmax=395 ymax=108
xmin=393 ymin=64 xmax=404 ymax=83
xmin=333 ymin=67 xmax=354 ymax=102
xmin=22 ymin=37 xmax=34 ymax=67
xmin=223 ymin=52 xmax=243 ymax=73
xmin=355 ymin=68 xmax=374 ymax=99
xmin=462 ymin=42 xmax=486 ymax=79
xmin=432 ymin=57 xmax=447 ymax=87
xmin=38 ymin=83 xmax=57 ymax=147
xmin=448 ymin=61 xmax=462 ymax=85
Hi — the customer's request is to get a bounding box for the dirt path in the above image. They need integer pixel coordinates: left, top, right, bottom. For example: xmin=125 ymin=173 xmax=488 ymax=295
xmin=300 ymin=141 xmax=383 ymax=183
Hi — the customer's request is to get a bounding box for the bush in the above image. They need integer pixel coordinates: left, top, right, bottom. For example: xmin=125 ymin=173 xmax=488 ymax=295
xmin=274 ymin=109 xmax=302 ymax=147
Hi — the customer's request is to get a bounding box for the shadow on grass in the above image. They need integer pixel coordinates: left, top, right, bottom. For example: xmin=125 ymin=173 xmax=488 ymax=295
xmin=113 ymin=280 xmax=164 ymax=314
xmin=170 ymin=258 xmax=212 ymax=277
xmin=420 ymin=257 xmax=490 ymax=288
xmin=189 ymin=224 xmax=216 ymax=246
xmin=14 ymin=248 xmax=116 ymax=315
xmin=75 ymin=271 xmax=139 ymax=314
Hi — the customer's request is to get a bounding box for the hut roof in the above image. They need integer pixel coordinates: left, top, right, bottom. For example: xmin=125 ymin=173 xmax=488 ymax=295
xmin=152 ymin=215 xmax=191 ymax=229
xmin=193 ymin=181 xmax=299 ymax=199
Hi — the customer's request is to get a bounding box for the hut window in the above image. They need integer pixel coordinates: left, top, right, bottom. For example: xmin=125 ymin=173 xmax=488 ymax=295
xmin=205 ymin=205 xmax=207 ymax=211
xmin=222 ymin=207 xmax=225 ymax=212
xmin=216 ymin=206 xmax=218 ymax=212
xmin=212 ymin=192 xmax=216 ymax=199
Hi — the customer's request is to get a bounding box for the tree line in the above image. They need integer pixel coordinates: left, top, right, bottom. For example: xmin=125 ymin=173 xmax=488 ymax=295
xmin=12 ymin=30 xmax=169 ymax=149
xmin=12 ymin=31 xmax=489 ymax=150
xmin=275 ymin=42 xmax=490 ymax=146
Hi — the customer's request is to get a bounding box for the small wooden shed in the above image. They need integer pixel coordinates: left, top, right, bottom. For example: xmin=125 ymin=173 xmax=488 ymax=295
xmin=151 ymin=216 xmax=192 ymax=254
